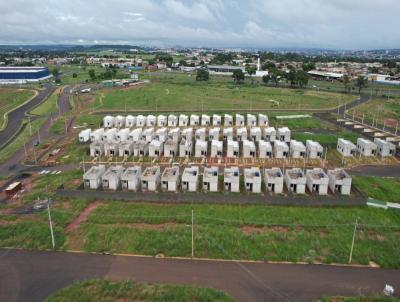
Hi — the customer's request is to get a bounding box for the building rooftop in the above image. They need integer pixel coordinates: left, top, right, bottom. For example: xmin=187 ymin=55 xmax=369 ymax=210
xmin=287 ymin=168 xmax=305 ymax=179
xmin=161 ymin=166 xmax=180 ymax=180
xmin=142 ymin=166 xmax=160 ymax=178
xmin=265 ymin=168 xmax=283 ymax=178
xmin=307 ymin=168 xmax=327 ymax=180
xmin=329 ymin=169 xmax=351 ymax=180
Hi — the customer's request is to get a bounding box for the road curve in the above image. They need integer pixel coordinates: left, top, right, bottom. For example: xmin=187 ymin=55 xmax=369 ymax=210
xmin=0 ymin=249 xmax=399 ymax=302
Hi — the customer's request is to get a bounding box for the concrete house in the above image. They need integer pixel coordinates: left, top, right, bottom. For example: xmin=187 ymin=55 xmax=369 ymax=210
xmin=79 ymin=129 xmax=91 ymax=143
xmin=190 ymin=114 xmax=200 ymax=126
xmin=102 ymin=165 xmax=124 ymax=190
xmin=243 ymin=139 xmax=256 ymax=158
xmin=181 ymin=166 xmax=199 ymax=191
xmin=211 ymin=140 xmax=223 ymax=157
xmin=179 ymin=114 xmax=189 ymax=126
xmin=201 ymin=114 xmax=211 ymax=126
xmin=235 ymin=114 xmax=245 ymax=126
xmin=285 ymin=168 xmax=306 ymax=194
xmin=146 ymin=115 xmax=156 ymax=127
xmin=161 ymin=166 xmax=180 ymax=192
xmin=259 ymin=141 xmax=272 ymax=158
xmin=136 ymin=115 xmax=146 ymax=127
xmin=224 ymin=114 xmax=233 ymax=126
xmin=115 ymin=115 xmax=125 ymax=128
xmin=134 ymin=140 xmax=149 ymax=157
xmin=90 ymin=142 xmax=105 ymax=157
xmin=195 ymin=140 xmax=208 ymax=157
xmin=129 ymin=128 xmax=142 ymax=142
xmin=247 ymin=114 xmax=257 ymax=127
xmin=374 ymin=138 xmax=396 ymax=157
xmin=277 ymin=127 xmax=291 ymax=142
xmin=213 ymin=114 xmax=222 ymax=126
xmin=274 ymin=141 xmax=289 ymax=158
xmin=357 ymin=138 xmax=377 ymax=156
xmin=306 ymin=140 xmax=323 ymax=159
xmin=90 ymin=128 xmax=104 ymax=142
xmin=209 ymin=127 xmax=220 ymax=141
xmin=203 ymin=166 xmax=219 ymax=192
xmin=155 ymin=127 xmax=168 ymax=142
xmin=168 ymin=114 xmax=178 ymax=127
xmin=264 ymin=167 xmax=284 ymax=194
xmin=179 ymin=138 xmax=193 ymax=157
xmin=337 ymin=138 xmax=356 ymax=157
xmin=104 ymin=141 xmax=119 ymax=157
xmin=236 ymin=127 xmax=248 ymax=142
xmin=181 ymin=127 xmax=193 ymax=140
xmin=264 ymin=127 xmax=276 ymax=142
xmin=168 ymin=128 xmax=180 ymax=143
xmin=118 ymin=141 xmax=134 ymax=157
xmin=121 ymin=166 xmax=141 ymax=191
xmin=258 ymin=114 xmax=268 ymax=126
xmin=250 ymin=127 xmax=262 ymax=142
xmin=327 ymin=169 xmax=352 ymax=195
xmin=103 ymin=115 xmax=115 ymax=128
xmin=244 ymin=167 xmax=262 ymax=193
xmin=102 ymin=128 xmax=117 ymax=143
xmin=149 ymin=139 xmax=164 ymax=157
xmin=141 ymin=166 xmax=161 ymax=192
xmin=157 ymin=115 xmax=167 ymax=127
xmin=164 ymin=139 xmax=178 ymax=157
xmin=194 ymin=127 xmax=206 ymax=141
xmin=223 ymin=166 xmax=240 ymax=192
xmin=142 ymin=128 xmax=154 ymax=143
xmin=223 ymin=127 xmax=233 ymax=141
xmin=83 ymin=165 xmax=106 ymax=189
xmin=116 ymin=128 xmax=130 ymax=142
xmin=290 ymin=140 xmax=306 ymax=158
xmin=125 ymin=115 xmax=136 ymax=128
xmin=306 ymin=168 xmax=329 ymax=195
xmin=227 ymin=140 xmax=239 ymax=158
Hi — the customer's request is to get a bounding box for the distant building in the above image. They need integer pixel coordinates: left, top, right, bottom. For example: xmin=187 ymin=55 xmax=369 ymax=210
xmin=0 ymin=66 xmax=52 ymax=84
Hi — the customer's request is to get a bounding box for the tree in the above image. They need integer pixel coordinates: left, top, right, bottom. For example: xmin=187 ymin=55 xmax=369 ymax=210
xmin=51 ymin=67 xmax=61 ymax=78
xmin=88 ymin=69 xmax=96 ymax=80
xmin=262 ymin=74 xmax=271 ymax=85
xmin=269 ymin=68 xmax=281 ymax=87
xmin=179 ymin=60 xmax=188 ymax=67
xmin=302 ymin=62 xmax=315 ymax=72
xmin=196 ymin=68 xmax=209 ymax=81
xmin=245 ymin=65 xmax=257 ymax=84
xmin=262 ymin=62 xmax=275 ymax=71
xmin=286 ymin=69 xmax=297 ymax=87
xmin=296 ymin=70 xmax=309 ymax=88
xmin=342 ymin=75 xmax=351 ymax=93
xmin=354 ymin=76 xmax=367 ymax=94
xmin=232 ymin=69 xmax=245 ymax=84
xmin=72 ymin=73 xmax=78 ymax=78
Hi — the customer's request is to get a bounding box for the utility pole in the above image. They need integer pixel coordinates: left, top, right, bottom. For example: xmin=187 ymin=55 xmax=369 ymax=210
xmin=37 ymin=130 xmax=41 ymax=144
xmin=28 ymin=116 xmax=32 ymax=135
xmin=191 ymin=209 xmax=194 ymax=258
xmin=349 ymin=217 xmax=359 ymax=263
xmin=47 ymin=201 xmax=55 ymax=249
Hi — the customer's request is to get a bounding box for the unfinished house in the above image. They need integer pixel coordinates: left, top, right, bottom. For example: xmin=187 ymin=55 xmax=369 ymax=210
xmin=116 ymin=128 xmax=130 ymax=142
xmin=195 ymin=140 xmax=208 ymax=157
xmin=136 ymin=115 xmax=146 ymax=127
xmin=79 ymin=129 xmax=91 ymax=143
xmin=306 ymin=140 xmax=323 ymax=159
xmin=327 ymin=169 xmax=352 ymax=195
xmin=285 ymin=168 xmax=306 ymax=194
xmin=227 ymin=140 xmax=239 ymax=158
xmin=274 ymin=141 xmax=289 ymax=158
xmin=290 ymin=140 xmax=306 ymax=158
xmin=142 ymin=128 xmax=154 ymax=143
xmin=203 ymin=166 xmax=219 ymax=192
xmin=208 ymin=127 xmax=220 ymax=141
xmin=102 ymin=128 xmax=117 ymax=143
xmin=104 ymin=141 xmax=119 ymax=157
xmin=149 ymin=140 xmax=164 ymax=157
xmin=236 ymin=127 xmax=247 ymax=142
xmin=90 ymin=142 xmax=105 ymax=157
xmin=179 ymin=114 xmax=189 ymax=126
xmin=181 ymin=128 xmax=193 ymax=140
xmin=155 ymin=127 xmax=168 ymax=142
xmin=129 ymin=128 xmax=142 ymax=142
xmin=125 ymin=115 xmax=136 ymax=128
xmin=102 ymin=165 xmax=124 ymax=190
xmin=118 ymin=141 xmax=134 ymax=157
xmin=168 ymin=114 xmax=178 ymax=127
xmin=243 ymin=139 xmax=256 ymax=158
xmin=264 ymin=168 xmax=284 ymax=194
xmin=195 ymin=127 xmax=207 ymax=141
xmin=121 ymin=166 xmax=141 ymax=191
xmin=224 ymin=114 xmax=233 ymax=126
xmin=161 ymin=166 xmax=180 ymax=192
xmin=115 ymin=115 xmax=125 ymax=128
xmin=181 ymin=166 xmax=199 ymax=191
xmin=103 ymin=115 xmax=115 ymax=128
xmin=374 ymin=138 xmax=396 ymax=157
xmin=190 ymin=114 xmax=200 ymax=126
xmin=277 ymin=127 xmax=291 ymax=142
xmin=223 ymin=166 xmax=240 ymax=192
xmin=223 ymin=127 xmax=233 ymax=141
xmin=259 ymin=141 xmax=272 ymax=158
xmin=164 ymin=139 xmax=178 ymax=157
xmin=90 ymin=128 xmax=104 ymax=142
xmin=213 ymin=114 xmax=222 ymax=126
xmin=201 ymin=114 xmax=211 ymax=126
xmin=357 ymin=138 xmax=377 ymax=156
xmin=83 ymin=165 xmax=106 ymax=189
xmin=168 ymin=128 xmax=180 ymax=143
xmin=134 ymin=140 xmax=149 ymax=157
xmin=141 ymin=166 xmax=161 ymax=192
xmin=247 ymin=114 xmax=257 ymax=127
xmin=250 ymin=127 xmax=262 ymax=142
xmin=146 ymin=115 xmax=156 ymax=127
xmin=244 ymin=167 xmax=262 ymax=193
xmin=235 ymin=114 xmax=245 ymax=126
xmin=264 ymin=127 xmax=276 ymax=142
xmin=179 ymin=138 xmax=192 ymax=157
xmin=306 ymin=168 xmax=329 ymax=195
xmin=211 ymin=140 xmax=223 ymax=157
xmin=258 ymin=114 xmax=268 ymax=126
xmin=157 ymin=115 xmax=167 ymax=127
xmin=337 ymin=138 xmax=356 ymax=157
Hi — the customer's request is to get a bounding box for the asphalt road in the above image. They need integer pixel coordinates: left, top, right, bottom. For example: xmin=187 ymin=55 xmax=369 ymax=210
xmin=1 ymin=249 xmax=399 ymax=302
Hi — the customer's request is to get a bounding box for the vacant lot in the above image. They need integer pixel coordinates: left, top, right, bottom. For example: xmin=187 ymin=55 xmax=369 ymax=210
xmin=0 ymin=88 xmax=35 ymax=130
xmin=348 ymin=97 xmax=400 ymax=125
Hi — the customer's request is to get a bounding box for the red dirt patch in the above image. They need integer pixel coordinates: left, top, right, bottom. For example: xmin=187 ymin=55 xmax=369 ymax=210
xmin=66 ymin=202 xmax=102 ymax=232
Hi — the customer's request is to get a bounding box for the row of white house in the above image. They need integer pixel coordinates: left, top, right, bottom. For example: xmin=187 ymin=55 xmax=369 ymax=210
xmin=89 ymin=138 xmax=323 ymax=159
xmin=79 ymin=126 xmax=291 ymax=144
xmin=84 ymin=165 xmax=352 ymax=195
xmin=337 ymin=137 xmax=396 ymax=157
xmin=102 ymin=113 xmax=270 ymax=128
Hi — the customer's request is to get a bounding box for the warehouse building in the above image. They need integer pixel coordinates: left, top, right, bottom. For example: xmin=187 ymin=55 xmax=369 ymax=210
xmin=0 ymin=66 xmax=52 ymax=84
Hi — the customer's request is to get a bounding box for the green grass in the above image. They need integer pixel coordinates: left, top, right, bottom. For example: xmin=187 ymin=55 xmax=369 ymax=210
xmin=348 ymin=97 xmax=400 ymax=125
xmin=353 ymin=176 xmax=400 ymax=203
xmin=292 ymin=130 xmax=359 ymax=145
xmin=45 ymin=279 xmax=235 ymax=302
xmin=0 ymin=87 xmax=35 ymax=130
xmin=31 ymin=88 xmax=60 ymax=116
xmin=321 ymin=294 xmax=400 ymax=302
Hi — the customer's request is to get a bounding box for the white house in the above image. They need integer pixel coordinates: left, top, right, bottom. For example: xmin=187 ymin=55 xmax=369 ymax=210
xmin=146 ymin=115 xmax=156 ymax=127
xmin=277 ymin=127 xmax=291 ymax=142
xmin=203 ymin=166 xmax=219 ymax=192
xmin=306 ymin=140 xmax=323 ymax=159
xmin=104 ymin=141 xmax=119 ymax=157
xmin=125 ymin=115 xmax=136 ymax=128
xmin=115 ymin=115 xmax=125 ymax=128
xmin=161 ymin=166 xmax=180 ymax=192
xmin=142 ymin=128 xmax=154 ymax=143
xmin=103 ymin=115 xmax=115 ymax=128
xmin=374 ymin=138 xmax=396 ymax=157
xmin=182 ymin=166 xmax=199 ymax=192
xmin=90 ymin=142 xmax=104 ymax=157
xmin=227 ymin=140 xmax=239 ymax=158
xmin=102 ymin=165 xmax=124 ymax=190
xmin=357 ymin=138 xmax=377 ymax=156
xmin=264 ymin=127 xmax=276 ymax=142
xmin=236 ymin=127 xmax=248 ymax=142
xmin=149 ymin=139 xmax=163 ymax=157
xmin=118 ymin=141 xmax=134 ymax=157
xmin=306 ymin=168 xmax=329 ymax=195
xmin=79 ymin=129 xmax=91 ymax=143
xmin=134 ymin=140 xmax=149 ymax=157
xmin=208 ymin=127 xmax=220 ymax=141
xmin=195 ymin=140 xmax=208 ymax=157
xmin=181 ymin=127 xmax=193 ymax=140
xmin=201 ymin=114 xmax=211 ymax=126
xmin=157 ymin=115 xmax=168 ymax=127
xmin=83 ymin=165 xmax=106 ymax=189
xmin=179 ymin=138 xmax=193 ymax=157
xmin=223 ymin=166 xmax=240 ymax=192
xmin=258 ymin=113 xmax=268 ymax=126
xmin=247 ymin=114 xmax=257 ymax=127
xmin=168 ymin=128 xmax=180 ymax=143
xmin=179 ymin=114 xmax=189 ymax=127
xmin=164 ymin=139 xmax=178 ymax=157
xmin=285 ymin=168 xmax=306 ymax=194
xmin=211 ymin=140 xmax=223 ymax=157
xmin=168 ymin=114 xmax=178 ymax=127
xmin=116 ymin=128 xmax=130 ymax=142
xmin=264 ymin=167 xmax=284 ymax=194
xmin=337 ymin=138 xmax=356 ymax=157
xmin=121 ymin=166 xmax=141 ymax=191
xmin=243 ymin=139 xmax=256 ymax=158
xmin=244 ymin=167 xmax=262 ymax=193
xmin=274 ymin=141 xmax=289 ymax=158
xmin=235 ymin=114 xmax=245 ymax=126
xmin=129 ymin=128 xmax=142 ymax=142
xmin=136 ymin=115 xmax=146 ymax=127
xmin=213 ymin=114 xmax=222 ymax=126
xmin=141 ymin=166 xmax=161 ymax=192
xmin=290 ymin=140 xmax=306 ymax=158
xmin=250 ymin=127 xmax=262 ymax=142
xmin=327 ymin=169 xmax=352 ymax=195
xmin=223 ymin=127 xmax=233 ymax=141
xmin=195 ymin=127 xmax=207 ymax=141
xmin=102 ymin=128 xmax=117 ymax=143
xmin=155 ymin=127 xmax=168 ymax=142
xmin=190 ymin=114 xmax=200 ymax=126
xmin=224 ymin=114 xmax=233 ymax=126
xmin=259 ymin=141 xmax=272 ymax=158
xmin=90 ymin=128 xmax=104 ymax=142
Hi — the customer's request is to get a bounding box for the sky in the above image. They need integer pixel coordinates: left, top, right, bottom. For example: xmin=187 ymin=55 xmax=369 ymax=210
xmin=1 ymin=0 xmax=400 ymax=50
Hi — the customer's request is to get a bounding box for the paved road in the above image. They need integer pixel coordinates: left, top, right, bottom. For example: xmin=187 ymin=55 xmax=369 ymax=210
xmin=1 ymin=249 xmax=399 ymax=302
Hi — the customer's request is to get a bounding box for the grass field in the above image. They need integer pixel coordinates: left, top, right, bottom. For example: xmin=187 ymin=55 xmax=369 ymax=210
xmin=321 ymin=295 xmax=400 ymax=302
xmin=0 ymin=87 xmax=35 ymax=130
xmin=31 ymin=88 xmax=61 ymax=116
xmin=352 ymin=176 xmax=400 ymax=203
xmin=348 ymin=97 xmax=400 ymax=124
xmin=45 ymin=279 xmax=235 ymax=302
